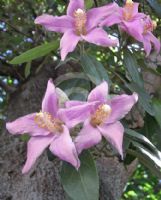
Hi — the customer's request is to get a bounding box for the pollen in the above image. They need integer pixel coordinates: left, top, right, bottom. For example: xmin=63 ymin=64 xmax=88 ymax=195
xmin=74 ymin=8 xmax=87 ymax=36
xmin=90 ymin=104 xmax=112 ymax=127
xmin=34 ymin=111 xmax=63 ymax=133
xmin=123 ymin=0 xmax=134 ymax=21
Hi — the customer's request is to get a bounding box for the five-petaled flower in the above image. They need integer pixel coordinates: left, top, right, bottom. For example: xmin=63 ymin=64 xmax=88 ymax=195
xmin=100 ymin=0 xmax=160 ymax=56
xmin=59 ymin=82 xmax=138 ymax=158
xmin=6 ymin=79 xmax=80 ymax=174
xmin=35 ymin=0 xmax=119 ymax=60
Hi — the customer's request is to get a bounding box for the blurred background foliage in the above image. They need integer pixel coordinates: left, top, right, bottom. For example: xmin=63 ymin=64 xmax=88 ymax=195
xmin=1 ymin=0 xmax=161 ymax=199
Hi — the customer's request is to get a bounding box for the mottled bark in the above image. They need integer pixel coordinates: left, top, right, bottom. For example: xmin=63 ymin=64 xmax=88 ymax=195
xmin=0 ymin=63 xmax=137 ymax=200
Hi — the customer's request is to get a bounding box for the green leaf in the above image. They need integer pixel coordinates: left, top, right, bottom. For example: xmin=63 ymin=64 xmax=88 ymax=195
xmin=147 ymin=0 xmax=161 ymax=18
xmin=124 ymin=50 xmax=143 ymax=87
xmin=126 ymin=82 xmax=154 ymax=115
xmin=152 ymin=99 xmax=161 ymax=129
xmin=85 ymin=0 xmax=93 ymax=9
xmin=10 ymin=41 xmax=59 ymax=64
xmin=60 ymin=151 xmax=99 ymax=200
xmin=80 ymin=54 xmax=111 ymax=86
xmin=25 ymin=61 xmax=31 ymax=78
xmin=125 ymin=128 xmax=161 ymax=158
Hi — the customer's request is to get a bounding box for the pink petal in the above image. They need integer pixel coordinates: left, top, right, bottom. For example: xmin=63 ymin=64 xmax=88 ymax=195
xmin=131 ymin=3 xmax=139 ymax=17
xmin=88 ymin=81 xmax=108 ymax=103
xmin=49 ymin=125 xmax=80 ymax=169
xmin=42 ymin=79 xmax=58 ymax=116
xmin=35 ymin=14 xmax=74 ymax=33
xmin=148 ymin=32 xmax=160 ymax=54
xmin=60 ymin=30 xmax=80 ymax=60
xmin=107 ymin=93 xmax=138 ymax=124
xmin=65 ymin=100 xmax=87 ymax=108
xmin=6 ymin=113 xmax=49 ymax=137
xmin=121 ymin=20 xmax=144 ymax=42
xmin=98 ymin=121 xmax=124 ymax=158
xmin=58 ymin=103 xmax=94 ymax=128
xmin=67 ymin=0 xmax=84 ymax=17
xmin=86 ymin=3 xmax=119 ymax=30
xmin=75 ymin=121 xmax=102 ymax=154
xmin=100 ymin=13 xmax=121 ymax=27
xmin=82 ymin=28 xmax=118 ymax=47
xmin=22 ymin=135 xmax=54 ymax=174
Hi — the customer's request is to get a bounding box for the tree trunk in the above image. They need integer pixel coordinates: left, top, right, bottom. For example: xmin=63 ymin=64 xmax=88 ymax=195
xmin=0 ymin=64 xmax=137 ymax=200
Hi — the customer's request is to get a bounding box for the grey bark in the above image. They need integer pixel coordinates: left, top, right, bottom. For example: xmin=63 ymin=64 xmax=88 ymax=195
xmin=0 ymin=64 xmax=137 ymax=200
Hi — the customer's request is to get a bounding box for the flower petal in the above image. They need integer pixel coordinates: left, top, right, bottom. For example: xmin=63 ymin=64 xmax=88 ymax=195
xmin=75 ymin=121 xmax=102 ymax=154
xmin=22 ymin=135 xmax=54 ymax=174
xmin=88 ymin=81 xmax=108 ymax=103
xmin=86 ymin=3 xmax=119 ymax=30
xmin=65 ymin=100 xmax=87 ymax=108
xmin=121 ymin=20 xmax=144 ymax=42
xmin=100 ymin=12 xmax=121 ymax=27
xmin=67 ymin=0 xmax=84 ymax=17
xmin=60 ymin=30 xmax=80 ymax=60
xmin=42 ymin=79 xmax=58 ymax=116
xmin=107 ymin=93 xmax=138 ymax=124
xmin=148 ymin=32 xmax=160 ymax=54
xmin=98 ymin=121 xmax=124 ymax=158
xmin=82 ymin=28 xmax=118 ymax=47
xmin=49 ymin=125 xmax=80 ymax=169
xmin=6 ymin=113 xmax=49 ymax=137
xmin=35 ymin=14 xmax=74 ymax=33
xmin=58 ymin=103 xmax=95 ymax=128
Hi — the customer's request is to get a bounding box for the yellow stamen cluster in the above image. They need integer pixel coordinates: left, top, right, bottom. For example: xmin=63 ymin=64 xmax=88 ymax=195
xmin=74 ymin=9 xmax=87 ymax=36
xmin=34 ymin=111 xmax=63 ymax=133
xmin=90 ymin=104 xmax=112 ymax=127
xmin=123 ymin=0 xmax=134 ymax=21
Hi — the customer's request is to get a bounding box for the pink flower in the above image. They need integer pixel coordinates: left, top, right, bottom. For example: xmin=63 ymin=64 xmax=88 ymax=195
xmin=6 ymin=79 xmax=80 ymax=174
xmin=101 ymin=0 xmax=160 ymax=56
xmin=35 ymin=0 xmax=119 ymax=60
xmin=59 ymin=82 xmax=138 ymax=158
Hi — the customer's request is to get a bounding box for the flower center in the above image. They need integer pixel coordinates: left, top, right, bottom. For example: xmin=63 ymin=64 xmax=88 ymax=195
xmin=34 ymin=111 xmax=64 ymax=133
xmin=123 ymin=0 xmax=134 ymax=21
xmin=143 ymin=18 xmax=157 ymax=34
xmin=74 ymin=8 xmax=87 ymax=36
xmin=90 ymin=104 xmax=112 ymax=127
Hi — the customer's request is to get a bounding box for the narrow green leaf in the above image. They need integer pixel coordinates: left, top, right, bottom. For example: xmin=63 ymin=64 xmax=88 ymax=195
xmin=25 ymin=61 xmax=31 ymax=78
xmin=85 ymin=0 xmax=93 ymax=9
xmin=80 ymin=54 xmax=111 ymax=85
xmin=60 ymin=151 xmax=99 ymax=200
xmin=126 ymin=82 xmax=154 ymax=115
xmin=10 ymin=41 xmax=59 ymax=64
xmin=147 ymin=0 xmax=161 ymax=17
xmin=124 ymin=50 xmax=143 ymax=87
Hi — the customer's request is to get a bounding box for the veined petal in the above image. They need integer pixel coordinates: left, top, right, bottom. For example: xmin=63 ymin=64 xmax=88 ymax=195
xmin=49 ymin=125 xmax=80 ymax=169
xmin=107 ymin=93 xmax=138 ymax=124
xmin=131 ymin=3 xmax=139 ymax=17
xmin=58 ymin=103 xmax=94 ymax=128
xmin=67 ymin=0 xmax=84 ymax=17
xmin=75 ymin=121 xmax=102 ymax=154
xmin=88 ymin=81 xmax=108 ymax=103
xmin=98 ymin=121 xmax=124 ymax=158
xmin=42 ymin=79 xmax=58 ymax=116
xmin=60 ymin=30 xmax=80 ymax=61
xmin=82 ymin=28 xmax=118 ymax=47
xmin=35 ymin=14 xmax=74 ymax=33
xmin=86 ymin=3 xmax=119 ymax=30
xmin=6 ymin=113 xmax=49 ymax=137
xmin=22 ymin=135 xmax=54 ymax=174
